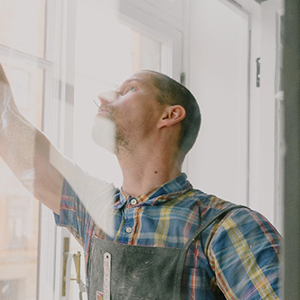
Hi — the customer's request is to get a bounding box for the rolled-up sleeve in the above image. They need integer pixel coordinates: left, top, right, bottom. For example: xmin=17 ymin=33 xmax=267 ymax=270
xmin=54 ymin=178 xmax=94 ymax=248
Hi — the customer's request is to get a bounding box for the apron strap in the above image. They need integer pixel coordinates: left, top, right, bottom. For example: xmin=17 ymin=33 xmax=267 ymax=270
xmin=183 ymin=204 xmax=247 ymax=252
xmin=174 ymin=204 xmax=247 ymax=296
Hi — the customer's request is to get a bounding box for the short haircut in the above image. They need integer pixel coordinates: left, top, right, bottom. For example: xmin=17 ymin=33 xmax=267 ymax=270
xmin=146 ymin=71 xmax=201 ymax=159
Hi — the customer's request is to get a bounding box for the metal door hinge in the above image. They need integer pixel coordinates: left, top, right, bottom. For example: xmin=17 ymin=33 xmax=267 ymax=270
xmin=256 ymin=58 xmax=261 ymax=87
xmin=180 ymin=72 xmax=186 ymax=86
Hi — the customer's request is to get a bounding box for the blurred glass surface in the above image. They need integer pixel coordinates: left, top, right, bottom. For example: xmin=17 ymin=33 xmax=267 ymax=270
xmin=0 ymin=0 xmax=46 ymax=58
xmin=0 ymin=57 xmax=44 ymax=300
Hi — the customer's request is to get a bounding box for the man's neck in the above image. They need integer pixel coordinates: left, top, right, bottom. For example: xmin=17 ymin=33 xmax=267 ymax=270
xmin=117 ymin=148 xmax=182 ymax=197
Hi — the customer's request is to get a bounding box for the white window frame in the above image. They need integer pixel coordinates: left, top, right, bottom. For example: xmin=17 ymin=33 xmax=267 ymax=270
xmin=82 ymin=0 xmax=183 ymax=81
xmin=36 ymin=2 xmax=62 ymax=300
xmin=38 ymin=0 xmax=78 ymax=299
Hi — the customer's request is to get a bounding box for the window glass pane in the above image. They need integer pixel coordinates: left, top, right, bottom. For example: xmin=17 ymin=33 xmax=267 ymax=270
xmin=139 ymin=33 xmax=162 ymax=72
xmin=0 ymin=56 xmax=44 ymax=300
xmin=0 ymin=0 xmax=46 ymax=58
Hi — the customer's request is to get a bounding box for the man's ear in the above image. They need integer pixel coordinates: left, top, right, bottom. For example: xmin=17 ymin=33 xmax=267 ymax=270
xmin=157 ymin=105 xmax=186 ymax=128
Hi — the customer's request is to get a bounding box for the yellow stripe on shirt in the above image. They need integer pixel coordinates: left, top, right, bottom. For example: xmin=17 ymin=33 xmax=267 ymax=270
xmin=223 ymin=217 xmax=279 ymax=300
xmin=154 ymin=195 xmax=185 ymax=246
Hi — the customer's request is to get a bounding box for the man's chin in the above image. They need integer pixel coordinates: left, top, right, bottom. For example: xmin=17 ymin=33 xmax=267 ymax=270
xmin=91 ymin=117 xmax=116 ymax=154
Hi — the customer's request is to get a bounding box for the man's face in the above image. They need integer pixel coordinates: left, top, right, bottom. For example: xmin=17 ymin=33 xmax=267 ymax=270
xmin=92 ymin=71 xmax=165 ymax=154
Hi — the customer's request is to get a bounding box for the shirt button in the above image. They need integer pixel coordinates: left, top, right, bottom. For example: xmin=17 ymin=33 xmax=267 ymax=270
xmin=130 ymin=198 xmax=137 ymax=206
xmin=125 ymin=227 xmax=132 ymax=234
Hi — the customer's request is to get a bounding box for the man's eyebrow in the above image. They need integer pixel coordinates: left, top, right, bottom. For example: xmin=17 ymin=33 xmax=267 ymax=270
xmin=123 ymin=77 xmax=146 ymax=85
xmin=116 ymin=76 xmax=149 ymax=91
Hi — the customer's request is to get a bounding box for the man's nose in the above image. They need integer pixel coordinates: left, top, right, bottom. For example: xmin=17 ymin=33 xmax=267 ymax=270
xmin=97 ymin=91 xmax=117 ymax=104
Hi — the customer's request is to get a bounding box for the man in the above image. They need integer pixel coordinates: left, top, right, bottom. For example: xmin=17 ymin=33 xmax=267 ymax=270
xmin=0 ymin=63 xmax=280 ymax=299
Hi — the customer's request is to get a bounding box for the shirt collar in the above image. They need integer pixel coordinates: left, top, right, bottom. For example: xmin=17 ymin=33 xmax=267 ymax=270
xmin=114 ymin=173 xmax=192 ymax=209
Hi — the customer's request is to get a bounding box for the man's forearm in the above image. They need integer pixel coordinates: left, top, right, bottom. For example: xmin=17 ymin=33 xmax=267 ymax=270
xmin=0 ymin=63 xmax=63 ymax=213
xmin=0 ymin=63 xmax=33 ymax=180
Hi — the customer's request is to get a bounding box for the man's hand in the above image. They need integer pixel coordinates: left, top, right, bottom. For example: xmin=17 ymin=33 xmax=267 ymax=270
xmin=0 ymin=63 xmax=18 ymax=129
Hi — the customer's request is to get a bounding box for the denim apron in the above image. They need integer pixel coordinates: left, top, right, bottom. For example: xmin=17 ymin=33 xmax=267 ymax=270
xmin=88 ymin=205 xmax=243 ymax=300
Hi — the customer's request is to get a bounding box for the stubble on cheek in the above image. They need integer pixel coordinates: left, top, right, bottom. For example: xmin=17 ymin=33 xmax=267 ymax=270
xmin=110 ymin=106 xmax=134 ymax=154
xmin=115 ymin=123 xmax=133 ymax=154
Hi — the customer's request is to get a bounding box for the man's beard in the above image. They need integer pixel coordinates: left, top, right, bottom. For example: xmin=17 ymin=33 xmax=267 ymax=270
xmin=115 ymin=124 xmax=132 ymax=155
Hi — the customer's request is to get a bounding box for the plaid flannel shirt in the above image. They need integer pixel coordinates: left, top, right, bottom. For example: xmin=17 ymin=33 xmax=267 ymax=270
xmin=55 ymin=173 xmax=281 ymax=299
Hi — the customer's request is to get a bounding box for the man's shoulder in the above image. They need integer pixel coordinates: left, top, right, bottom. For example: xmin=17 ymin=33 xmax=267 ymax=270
xmin=184 ymin=188 xmax=237 ymax=215
xmin=187 ymin=188 xmax=268 ymax=234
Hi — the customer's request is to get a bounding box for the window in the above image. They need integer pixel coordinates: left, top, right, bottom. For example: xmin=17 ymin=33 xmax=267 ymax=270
xmin=0 ymin=1 xmax=46 ymax=298
xmin=0 ymin=1 xmax=182 ymax=299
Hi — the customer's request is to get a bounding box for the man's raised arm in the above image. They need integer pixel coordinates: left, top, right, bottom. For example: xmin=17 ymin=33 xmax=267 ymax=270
xmin=0 ymin=63 xmax=63 ymax=214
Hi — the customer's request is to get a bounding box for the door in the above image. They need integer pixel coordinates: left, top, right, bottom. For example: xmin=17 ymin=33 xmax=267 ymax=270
xmin=186 ymin=0 xmax=283 ymax=229
xmin=187 ymin=0 xmax=255 ymax=206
